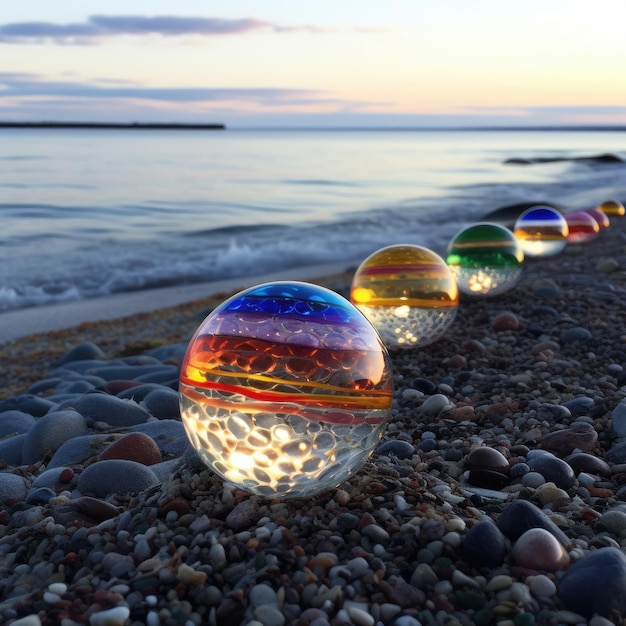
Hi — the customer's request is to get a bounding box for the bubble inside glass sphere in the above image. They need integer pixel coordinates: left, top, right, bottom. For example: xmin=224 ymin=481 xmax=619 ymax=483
xmin=350 ymin=244 xmax=458 ymax=349
xmin=597 ymin=199 xmax=625 ymax=217
xmin=179 ymin=281 xmax=394 ymax=499
xmin=564 ymin=211 xmax=600 ymax=243
xmin=513 ymin=205 xmax=569 ymax=257
xmin=446 ymin=222 xmax=524 ymax=296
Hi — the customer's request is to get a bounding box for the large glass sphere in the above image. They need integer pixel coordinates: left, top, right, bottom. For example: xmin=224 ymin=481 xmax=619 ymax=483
xmin=513 ymin=205 xmax=569 ymax=257
xmin=565 ymin=211 xmax=600 ymax=243
xmin=179 ymin=281 xmax=394 ymax=499
xmin=597 ymin=199 xmax=625 ymax=217
xmin=446 ymin=223 xmax=524 ymax=296
xmin=350 ymin=244 xmax=458 ymax=349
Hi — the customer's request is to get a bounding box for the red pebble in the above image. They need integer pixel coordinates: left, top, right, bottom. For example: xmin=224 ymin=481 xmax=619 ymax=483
xmin=97 ymin=432 xmax=162 ymax=466
xmin=59 ymin=468 xmax=75 ymax=484
xmin=492 ymin=311 xmax=520 ymax=332
xmin=160 ymin=498 xmax=192 ymax=516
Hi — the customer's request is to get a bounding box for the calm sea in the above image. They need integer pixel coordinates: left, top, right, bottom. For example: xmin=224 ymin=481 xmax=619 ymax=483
xmin=1 ymin=128 xmax=625 ymax=312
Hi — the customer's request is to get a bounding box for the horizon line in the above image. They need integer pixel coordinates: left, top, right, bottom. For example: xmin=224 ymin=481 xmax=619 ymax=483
xmin=1 ymin=120 xmax=626 ymax=132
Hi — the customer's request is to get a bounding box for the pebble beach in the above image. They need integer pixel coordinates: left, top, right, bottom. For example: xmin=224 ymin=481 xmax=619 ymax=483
xmin=2 ymin=206 xmax=626 ymax=626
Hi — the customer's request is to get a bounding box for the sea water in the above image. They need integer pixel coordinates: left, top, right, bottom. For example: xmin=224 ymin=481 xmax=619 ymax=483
xmin=0 ymin=128 xmax=625 ymax=312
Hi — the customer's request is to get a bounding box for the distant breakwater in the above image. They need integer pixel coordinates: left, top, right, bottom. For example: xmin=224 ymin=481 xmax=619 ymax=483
xmin=0 ymin=121 xmax=226 ymax=130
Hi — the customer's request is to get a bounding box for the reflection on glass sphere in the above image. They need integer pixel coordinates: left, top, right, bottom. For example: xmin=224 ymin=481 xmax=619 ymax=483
xmin=513 ymin=205 xmax=569 ymax=257
xmin=179 ymin=281 xmax=394 ymax=499
xmin=350 ymin=244 xmax=458 ymax=349
xmin=565 ymin=211 xmax=600 ymax=243
xmin=446 ymin=222 xmax=524 ymax=296
xmin=597 ymin=199 xmax=625 ymax=217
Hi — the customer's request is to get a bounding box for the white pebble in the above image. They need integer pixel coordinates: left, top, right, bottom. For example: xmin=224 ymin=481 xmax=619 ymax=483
xmin=529 ymin=574 xmax=556 ymax=598
xmin=145 ymin=594 xmax=158 ymax=606
xmin=89 ymin=606 xmax=131 ymax=626
xmin=43 ymin=591 xmax=60 ymax=604
xmin=349 ymin=607 xmax=375 ymax=626
xmin=47 ymin=582 xmax=67 ymax=595
xmin=444 ymin=516 xmax=466 ymax=532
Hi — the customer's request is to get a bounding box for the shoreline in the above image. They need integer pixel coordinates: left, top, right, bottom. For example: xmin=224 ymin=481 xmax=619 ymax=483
xmin=0 ymin=261 xmax=358 ymax=345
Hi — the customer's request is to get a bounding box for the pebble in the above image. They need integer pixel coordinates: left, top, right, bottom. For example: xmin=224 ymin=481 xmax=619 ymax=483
xmin=496 ymin=499 xmax=569 ymax=545
xmin=98 ymin=432 xmax=162 ymax=465
xmin=88 ymin=606 xmax=131 ymax=626
xmin=73 ymin=393 xmax=152 ymax=427
xmin=560 ymin=326 xmax=593 ymax=345
xmin=526 ymin=450 xmax=576 ymax=490
xmin=492 ymin=312 xmax=520 ymax=332
xmin=76 ymin=459 xmax=160 ymax=497
xmin=376 ymin=439 xmax=415 ymax=459
xmin=529 ymin=574 xmax=556 ymax=598
xmin=461 ymin=520 xmax=507 ymax=567
xmin=0 ymin=472 xmax=28 ymax=503
xmin=611 ymin=398 xmax=626 ymax=437
xmin=0 ymin=409 xmax=36 ymax=437
xmin=21 ymin=409 xmax=88 ymax=464
xmin=558 ymin=547 xmax=626 ymax=618
xmin=420 ymin=394 xmax=452 ymax=416
xmin=512 ymin=528 xmax=570 ymax=571
xmin=541 ymin=423 xmax=598 ymax=456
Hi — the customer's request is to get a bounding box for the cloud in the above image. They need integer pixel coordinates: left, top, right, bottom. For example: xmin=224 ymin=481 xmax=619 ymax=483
xmin=0 ymin=15 xmax=334 ymax=44
xmin=0 ymin=72 xmax=346 ymax=108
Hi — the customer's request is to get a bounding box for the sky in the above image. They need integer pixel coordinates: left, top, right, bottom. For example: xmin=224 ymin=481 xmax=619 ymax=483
xmin=1 ymin=1 xmax=626 ymax=128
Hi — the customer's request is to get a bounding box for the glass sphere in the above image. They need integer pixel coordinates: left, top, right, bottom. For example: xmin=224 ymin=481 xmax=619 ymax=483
xmin=350 ymin=244 xmax=458 ymax=349
xmin=583 ymin=208 xmax=610 ymax=229
xmin=446 ymin=223 xmax=524 ymax=296
xmin=565 ymin=211 xmax=600 ymax=243
xmin=179 ymin=281 xmax=394 ymax=499
xmin=597 ymin=199 xmax=625 ymax=217
xmin=513 ymin=205 xmax=569 ymax=257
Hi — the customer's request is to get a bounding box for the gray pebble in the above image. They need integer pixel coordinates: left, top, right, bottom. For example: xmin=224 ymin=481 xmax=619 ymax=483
xmin=48 ymin=434 xmax=111 ymax=468
xmin=0 ymin=394 xmax=55 ymax=417
xmin=25 ymin=487 xmax=56 ymax=505
xmin=32 ymin=466 xmax=74 ymax=489
xmin=141 ymin=388 xmax=181 ymax=419
xmin=225 ymin=498 xmax=260 ymax=531
xmin=73 ymin=393 xmax=152 ymax=427
xmin=58 ymin=341 xmax=106 ymax=365
xmin=0 ymin=410 xmax=36 ymax=437
xmin=21 ymin=410 xmax=88 ymax=465
xmin=560 ymin=327 xmax=593 ymax=344
xmin=537 ymin=403 xmax=572 ymax=423
xmin=563 ymin=395 xmax=595 ymax=417
xmin=421 ymin=394 xmax=451 ymax=416
xmin=611 ymin=399 xmax=626 ymax=437
xmin=0 ymin=472 xmax=28 ymax=503
xmin=77 ymin=459 xmax=160 ymax=497
xmin=376 ymin=440 xmax=415 ymax=459
xmin=0 ymin=433 xmax=26 ymax=465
